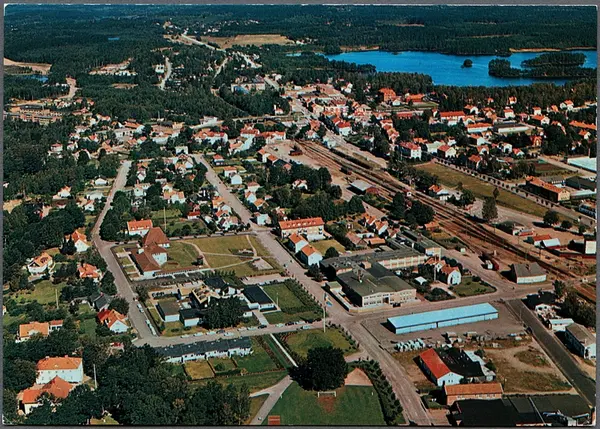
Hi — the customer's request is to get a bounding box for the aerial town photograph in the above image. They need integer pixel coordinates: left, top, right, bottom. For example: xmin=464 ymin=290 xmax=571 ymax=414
xmin=1 ymin=3 xmax=597 ymax=426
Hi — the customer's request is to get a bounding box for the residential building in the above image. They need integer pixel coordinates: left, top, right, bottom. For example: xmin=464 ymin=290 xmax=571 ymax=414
xmin=287 ymin=233 xmax=309 ymax=254
xmin=65 ymin=230 xmax=90 ymax=253
xmin=18 ymin=376 xmax=76 ymax=415
xmin=277 ymin=217 xmax=325 ymax=240
xmin=36 ymin=356 xmax=84 ymax=384
xmin=78 ymin=263 xmax=102 ymax=282
xmin=143 ymin=227 xmax=170 ymax=248
xmin=440 ymin=265 xmax=461 ymax=285
xmin=418 ymin=347 xmax=495 ymax=387
xmin=27 ymin=252 xmax=55 ymax=275
xmin=156 ymin=338 xmax=252 ymax=364
xmin=243 ymin=286 xmax=276 ymax=311
xmin=157 ymin=300 xmax=180 ymax=322
xmin=97 ymin=309 xmax=129 ymax=333
xmin=17 ymin=320 xmax=63 ymax=342
xmin=526 ymin=176 xmax=571 ymax=202
xmin=127 ymin=219 xmax=153 ymax=236
xmin=400 ymin=142 xmax=422 ymax=160
xmin=299 ymin=245 xmax=323 ymax=266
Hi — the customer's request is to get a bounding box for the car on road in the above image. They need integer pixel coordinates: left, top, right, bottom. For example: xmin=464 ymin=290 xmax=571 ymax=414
xmin=258 ymin=325 xmax=267 ymax=329
xmin=285 ymin=321 xmax=295 ymax=326
xmin=224 ymin=332 xmax=234 ymax=337
xmin=193 ymin=332 xmax=204 ymax=337
xmin=238 ymin=327 xmax=247 ymax=331
xmin=217 ymin=329 xmax=225 ymax=334
xmin=181 ymin=334 xmax=191 ymax=338
xmin=207 ymin=331 xmax=216 ymax=335
xmin=248 ymin=327 xmax=258 ymax=331
xmin=276 ymin=323 xmax=285 ymax=328
xmin=302 ymin=325 xmax=311 ymax=330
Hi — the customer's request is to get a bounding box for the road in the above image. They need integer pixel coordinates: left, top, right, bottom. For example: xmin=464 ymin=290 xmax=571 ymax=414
xmin=505 ymin=299 xmax=596 ymax=406
xmin=158 ymin=56 xmax=172 ymax=91
xmin=91 ymin=161 xmax=155 ymax=340
xmin=250 ymin=375 xmax=293 ymax=425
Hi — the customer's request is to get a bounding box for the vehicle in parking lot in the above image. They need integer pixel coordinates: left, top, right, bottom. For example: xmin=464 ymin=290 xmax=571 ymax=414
xmin=276 ymin=323 xmax=285 ymax=328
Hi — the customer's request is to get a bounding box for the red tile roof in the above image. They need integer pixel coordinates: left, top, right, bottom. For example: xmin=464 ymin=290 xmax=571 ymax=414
xmin=37 ymin=356 xmax=82 ymax=371
xmin=419 ymin=348 xmax=451 ymax=380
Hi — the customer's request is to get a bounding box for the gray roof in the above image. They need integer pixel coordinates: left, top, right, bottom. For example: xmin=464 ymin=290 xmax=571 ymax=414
xmin=350 ymin=179 xmax=373 ymax=192
xmin=243 ymin=286 xmax=273 ymax=305
xmin=155 ymin=337 xmax=252 ymax=358
xmin=337 ymin=262 xmax=414 ymax=297
xmin=157 ymin=300 xmax=180 ymax=316
xmin=321 ymin=246 xmax=423 ymax=271
xmin=566 ymin=323 xmax=596 ymax=346
xmin=512 ymin=262 xmax=546 ymax=278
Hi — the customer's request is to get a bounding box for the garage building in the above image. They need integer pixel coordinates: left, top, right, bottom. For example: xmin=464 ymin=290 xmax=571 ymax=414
xmin=387 ymin=303 xmax=498 ymax=334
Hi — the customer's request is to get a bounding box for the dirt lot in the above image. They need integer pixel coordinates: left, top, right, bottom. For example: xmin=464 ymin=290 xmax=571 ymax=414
xmin=486 ymin=342 xmax=573 ymax=394
xmin=201 ymin=34 xmax=294 ymax=49
xmin=4 ymin=57 xmax=52 ymax=74
xmin=364 ymin=300 xmax=525 ymax=349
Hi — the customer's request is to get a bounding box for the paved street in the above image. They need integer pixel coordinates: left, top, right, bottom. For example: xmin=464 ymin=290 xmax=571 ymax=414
xmin=91 ymin=161 xmax=155 ymax=340
xmin=505 ymin=299 xmax=596 ymax=406
xmin=250 ymin=375 xmax=293 ymax=425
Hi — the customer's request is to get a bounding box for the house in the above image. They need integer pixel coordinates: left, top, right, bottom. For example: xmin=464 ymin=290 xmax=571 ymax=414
xmin=503 ymin=108 xmax=515 ymax=119
xmin=243 ymin=286 xmax=276 ymax=311
xmin=428 ymin=184 xmax=450 ymax=201
xmin=179 ymin=308 xmax=204 ymax=327
xmin=143 ymin=227 xmax=170 ymax=248
xmin=560 ymin=100 xmax=575 ymax=110
xmin=127 ymin=219 xmax=153 ymax=236
xmin=510 ymin=263 xmax=547 ymax=284
xmin=78 ymin=263 xmax=102 ymax=282
xmin=444 ymin=382 xmax=503 ymax=406
xmin=277 ymin=217 xmax=325 ymax=240
xmin=229 ymin=174 xmax=243 ymax=186
xmin=156 ymin=338 xmax=252 ymax=364
xmin=299 ymin=245 xmax=323 ymax=266
xmin=525 ymin=176 xmax=570 ymax=202
xmin=418 ymin=348 xmax=464 ymax=386
xmin=163 ymin=190 xmax=186 ymax=204
xmin=437 ymin=145 xmax=457 ymax=159
xmin=246 ymin=182 xmax=261 ymax=194
xmin=400 ymin=142 xmax=422 ymax=160
xmin=97 ymin=309 xmax=129 ymax=333
xmin=548 ymin=318 xmax=575 ymax=332
xmin=17 ymin=320 xmax=63 ymax=342
xmin=254 ymin=212 xmax=270 ymax=226
xmin=27 ymin=252 xmax=55 ymax=275
xmin=564 ymin=323 xmax=596 ymax=359
xmin=440 ymin=265 xmax=461 ymax=286
xmin=18 ymin=376 xmax=76 ymax=415
xmin=212 ymin=154 xmax=225 ymax=166
xmin=527 ymin=234 xmax=552 ymax=247
xmin=89 ymin=292 xmax=112 ymax=312
xmin=467 ymin=155 xmax=483 ymax=170
xmin=65 ymin=230 xmax=90 ymax=253
xmin=56 ymin=186 xmax=71 ymax=199
xmin=287 ymin=233 xmax=309 ymax=254
xmin=36 ymin=356 xmax=84 ymax=384
xmin=292 ymin=179 xmax=308 ymax=190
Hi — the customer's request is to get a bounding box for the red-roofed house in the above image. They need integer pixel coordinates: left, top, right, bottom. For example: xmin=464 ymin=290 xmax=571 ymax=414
xmin=400 ymin=142 xmax=422 ymax=160
xmin=36 ymin=356 xmax=84 ymax=384
xmin=467 ymin=154 xmax=483 ymax=170
xmin=18 ymin=376 xmax=76 ymax=415
xmin=287 ymin=233 xmax=309 ymax=254
xmin=278 ymin=217 xmax=325 ymax=240
xmin=78 ymin=263 xmax=102 ymax=282
xmin=127 ymin=219 xmax=153 ymax=236
xmin=299 ymin=245 xmax=323 ymax=266
xmin=98 ymin=309 xmax=129 ymax=333
xmin=437 ymin=145 xmax=457 ymax=159
xmin=440 ymin=265 xmax=461 ymax=285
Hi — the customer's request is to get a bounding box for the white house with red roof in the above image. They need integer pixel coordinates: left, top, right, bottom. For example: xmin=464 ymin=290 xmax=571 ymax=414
xmin=418 ymin=349 xmax=463 ymax=387
xmin=36 ymin=356 xmax=84 ymax=384
xmin=299 ymin=245 xmax=323 ymax=266
xmin=98 ymin=309 xmax=129 ymax=333
xmin=127 ymin=219 xmax=153 ymax=236
xmin=287 ymin=233 xmax=309 ymax=254
xmin=400 ymin=142 xmax=422 ymax=160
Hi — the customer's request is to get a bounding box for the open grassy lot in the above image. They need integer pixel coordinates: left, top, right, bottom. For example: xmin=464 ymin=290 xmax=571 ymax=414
xmin=193 ymin=369 xmax=288 ymax=394
xmin=90 ymin=415 xmax=119 ymax=425
xmin=235 ymin=338 xmax=279 ymax=373
xmin=515 ymin=347 xmax=550 ymax=367
xmin=264 ymin=310 xmax=322 ymax=325
xmin=311 ymin=239 xmax=345 ymax=255
xmin=78 ymin=318 xmax=97 ymax=339
xmin=164 ymin=241 xmax=199 ymax=269
xmin=265 ymin=382 xmax=385 ymax=426
xmin=209 ymin=358 xmax=237 ymax=374
xmin=262 ymin=284 xmax=304 ymax=309
xmin=185 ymin=360 xmax=215 ymax=380
xmin=248 ymin=236 xmax=283 ymax=272
xmin=419 ymin=162 xmax=547 ymax=217
xmin=13 ymin=280 xmax=66 ymax=305
xmin=284 ymin=329 xmax=356 ymax=358
xmin=202 ymin=34 xmax=294 ymax=49
xmin=451 ymin=277 xmax=495 ymax=297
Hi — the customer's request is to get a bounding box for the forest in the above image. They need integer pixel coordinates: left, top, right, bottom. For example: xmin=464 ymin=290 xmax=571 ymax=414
xmin=488 ymin=52 xmax=596 ymax=79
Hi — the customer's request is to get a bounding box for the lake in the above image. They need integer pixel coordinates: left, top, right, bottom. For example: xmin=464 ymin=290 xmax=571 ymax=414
xmin=323 ymin=50 xmax=597 ymax=87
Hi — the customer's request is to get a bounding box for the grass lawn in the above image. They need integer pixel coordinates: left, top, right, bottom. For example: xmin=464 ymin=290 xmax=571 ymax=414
xmin=235 ymin=338 xmax=279 ymax=373
xmin=209 ymin=358 xmax=237 ymax=374
xmin=90 ymin=415 xmax=119 ymax=425
xmin=262 ymin=284 xmax=304 ymax=309
xmin=78 ymin=318 xmax=97 ymax=339
xmin=451 ymin=277 xmax=495 ymax=297
xmin=263 ymin=335 xmax=294 ymax=368
xmin=311 ymin=239 xmax=345 ymax=255
xmin=185 ymin=360 xmax=215 ymax=380
xmin=193 ymin=369 xmax=287 ymax=394
xmin=188 ymin=235 xmax=281 ymax=277
xmin=13 ymin=280 xmax=65 ymax=305
xmin=246 ymin=395 xmax=268 ymax=424
xmin=266 ymin=382 xmax=385 ymax=426
xmin=164 ymin=241 xmax=199 ymax=269
xmin=2 ymin=312 xmax=26 ymax=330
xmin=151 ymin=209 xmax=182 ymax=224
xmin=284 ymin=329 xmax=356 ymax=358
xmin=419 ymin=162 xmax=547 ymax=218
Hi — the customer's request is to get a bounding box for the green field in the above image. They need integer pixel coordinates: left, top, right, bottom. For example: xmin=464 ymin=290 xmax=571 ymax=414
xmin=419 ymin=162 xmax=547 ymax=218
xmin=284 ymin=329 xmax=356 ymax=358
xmin=164 ymin=241 xmax=199 ymax=269
xmin=264 ymin=310 xmax=322 ymax=325
xmin=311 ymin=239 xmax=345 ymax=255
xmin=193 ymin=369 xmax=287 ymax=394
xmin=451 ymin=277 xmax=495 ymax=297
xmin=209 ymin=358 xmax=237 ymax=374
xmin=78 ymin=318 xmax=97 ymax=338
xmin=266 ymin=382 xmax=386 ymax=426
xmin=12 ymin=280 xmax=66 ymax=305
xmin=235 ymin=338 xmax=279 ymax=373
xmin=262 ymin=284 xmax=303 ymax=309
xmin=185 ymin=360 xmax=215 ymax=380
xmin=188 ymin=235 xmax=281 ymax=277
xmin=263 ymin=335 xmax=294 ymax=368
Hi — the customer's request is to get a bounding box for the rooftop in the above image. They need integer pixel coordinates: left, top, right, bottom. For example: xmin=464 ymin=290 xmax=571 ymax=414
xmin=155 ymin=337 xmax=252 ymax=358
xmin=388 ymin=303 xmax=498 ymax=330
xmin=337 ymin=262 xmax=414 ymax=298
xmin=321 ymin=247 xmax=423 ymax=270
xmin=243 ymin=286 xmax=273 ymax=305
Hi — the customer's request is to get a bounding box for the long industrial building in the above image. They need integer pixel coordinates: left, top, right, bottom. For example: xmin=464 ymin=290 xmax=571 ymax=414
xmin=387 ymin=303 xmax=498 ymax=335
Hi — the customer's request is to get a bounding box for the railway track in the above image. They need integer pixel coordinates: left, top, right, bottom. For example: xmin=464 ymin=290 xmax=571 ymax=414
xmin=298 ymin=141 xmax=576 ymax=280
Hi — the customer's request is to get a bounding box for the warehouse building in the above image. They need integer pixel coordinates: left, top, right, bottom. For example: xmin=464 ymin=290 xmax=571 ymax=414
xmin=387 ymin=303 xmax=498 ymax=335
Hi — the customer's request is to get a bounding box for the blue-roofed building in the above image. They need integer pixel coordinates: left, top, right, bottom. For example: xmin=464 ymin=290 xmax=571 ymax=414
xmin=387 ymin=303 xmax=498 ymax=334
